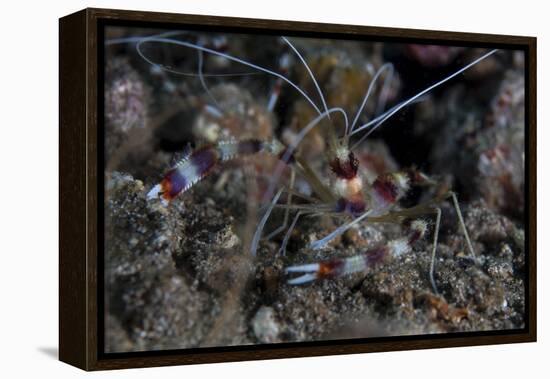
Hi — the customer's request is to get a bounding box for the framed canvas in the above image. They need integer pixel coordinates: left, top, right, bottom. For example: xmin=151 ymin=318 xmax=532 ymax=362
xmin=59 ymin=8 xmax=536 ymax=371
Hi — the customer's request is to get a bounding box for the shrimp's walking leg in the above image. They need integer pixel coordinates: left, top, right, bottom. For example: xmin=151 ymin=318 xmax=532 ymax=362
xmin=450 ymin=192 xmax=476 ymax=260
xmin=429 ymin=193 xmax=475 ymax=294
xmin=278 ymin=211 xmax=302 ymax=256
xmin=266 ymin=169 xmax=296 ymax=240
xmin=429 ymin=207 xmax=442 ymax=295
xmin=251 ymin=188 xmax=284 ymax=256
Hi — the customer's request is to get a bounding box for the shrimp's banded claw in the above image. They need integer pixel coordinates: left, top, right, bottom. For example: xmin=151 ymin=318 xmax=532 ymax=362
xmin=285 ymin=247 xmax=391 ymax=285
xmin=146 ymin=139 xmax=293 ymax=206
xmin=286 ymin=219 xmax=428 ymax=285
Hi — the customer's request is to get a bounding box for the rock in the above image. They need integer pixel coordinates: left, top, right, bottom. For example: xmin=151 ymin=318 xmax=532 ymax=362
xmin=104 ymin=58 xmax=150 ymax=160
xmin=104 ymin=172 xmax=218 ymax=351
xmin=252 ymin=306 xmax=281 ymax=343
xmin=426 ymin=66 xmax=525 ymax=219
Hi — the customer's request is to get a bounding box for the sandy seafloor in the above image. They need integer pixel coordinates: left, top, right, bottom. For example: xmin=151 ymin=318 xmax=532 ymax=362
xmin=102 ymin=28 xmax=526 ymax=353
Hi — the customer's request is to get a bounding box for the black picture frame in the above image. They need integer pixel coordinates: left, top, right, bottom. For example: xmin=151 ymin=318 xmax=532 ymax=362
xmin=59 ymin=7 xmax=537 ymax=371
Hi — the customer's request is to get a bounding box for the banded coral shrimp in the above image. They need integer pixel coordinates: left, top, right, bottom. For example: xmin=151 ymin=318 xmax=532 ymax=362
xmin=118 ymin=31 xmax=493 ymax=285
xmin=104 ymin=27 xmax=526 ymax=343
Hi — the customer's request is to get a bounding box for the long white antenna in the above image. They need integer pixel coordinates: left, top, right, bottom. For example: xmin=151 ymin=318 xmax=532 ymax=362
xmin=350 ymin=49 xmax=499 ymax=150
